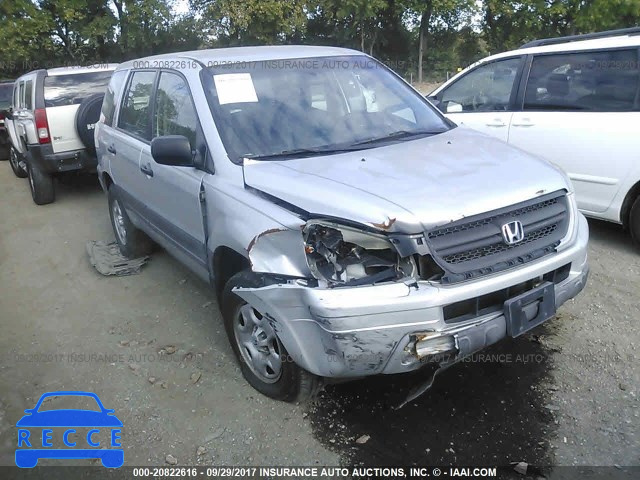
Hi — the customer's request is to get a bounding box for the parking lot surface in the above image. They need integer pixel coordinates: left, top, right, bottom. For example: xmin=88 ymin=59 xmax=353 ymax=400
xmin=0 ymin=166 xmax=638 ymax=474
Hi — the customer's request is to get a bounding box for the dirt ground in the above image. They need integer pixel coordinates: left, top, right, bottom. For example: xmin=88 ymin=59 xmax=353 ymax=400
xmin=0 ymin=164 xmax=638 ymax=477
xmin=412 ymin=82 xmax=442 ymax=95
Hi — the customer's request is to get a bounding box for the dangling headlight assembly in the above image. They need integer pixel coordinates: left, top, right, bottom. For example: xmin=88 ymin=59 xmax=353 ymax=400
xmin=302 ymin=220 xmax=416 ymax=287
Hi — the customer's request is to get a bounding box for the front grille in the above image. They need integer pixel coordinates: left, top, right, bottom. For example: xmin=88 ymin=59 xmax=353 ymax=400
xmin=425 ymin=191 xmax=570 ymax=284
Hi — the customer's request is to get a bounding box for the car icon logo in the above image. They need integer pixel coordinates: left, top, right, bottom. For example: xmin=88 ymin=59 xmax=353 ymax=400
xmin=15 ymin=391 xmax=123 ymax=468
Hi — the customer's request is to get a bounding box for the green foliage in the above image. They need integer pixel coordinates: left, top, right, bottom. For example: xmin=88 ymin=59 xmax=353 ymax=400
xmin=196 ymin=0 xmax=308 ymax=46
xmin=482 ymin=0 xmax=640 ymax=53
xmin=0 ymin=0 xmax=201 ymax=77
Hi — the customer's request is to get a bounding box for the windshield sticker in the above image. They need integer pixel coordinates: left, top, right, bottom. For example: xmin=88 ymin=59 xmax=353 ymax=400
xmin=214 ymin=73 xmax=258 ymax=105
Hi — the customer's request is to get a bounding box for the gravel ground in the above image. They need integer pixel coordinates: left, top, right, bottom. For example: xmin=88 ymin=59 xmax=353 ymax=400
xmin=0 ymin=164 xmax=637 ymax=478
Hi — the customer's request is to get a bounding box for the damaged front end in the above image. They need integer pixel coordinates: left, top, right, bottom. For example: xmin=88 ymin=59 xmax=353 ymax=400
xmin=237 ymin=208 xmax=589 ymax=407
xmin=240 ymin=218 xmax=460 ymax=404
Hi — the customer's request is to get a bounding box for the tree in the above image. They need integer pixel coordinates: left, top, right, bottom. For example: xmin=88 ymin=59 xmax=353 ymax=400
xmin=406 ymin=0 xmax=476 ymax=82
xmin=324 ymin=0 xmax=388 ymax=53
xmin=193 ymin=0 xmax=307 ymax=46
xmin=482 ymin=0 xmax=640 ymax=54
xmin=0 ymin=0 xmax=58 ymax=75
xmin=37 ymin=0 xmax=115 ymax=62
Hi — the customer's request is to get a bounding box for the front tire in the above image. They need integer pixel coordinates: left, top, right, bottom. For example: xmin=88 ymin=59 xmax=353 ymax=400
xmin=27 ymin=160 xmax=55 ymax=205
xmin=9 ymin=146 xmax=27 ymax=178
xmin=108 ymin=185 xmax=153 ymax=258
xmin=630 ymin=196 xmax=640 ymax=248
xmin=221 ymin=271 xmax=321 ymax=402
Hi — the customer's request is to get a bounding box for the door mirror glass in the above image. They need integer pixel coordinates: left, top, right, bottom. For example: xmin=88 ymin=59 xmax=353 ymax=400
xmin=446 ymin=101 xmax=463 ymax=113
xmin=151 ymin=135 xmax=193 ymax=167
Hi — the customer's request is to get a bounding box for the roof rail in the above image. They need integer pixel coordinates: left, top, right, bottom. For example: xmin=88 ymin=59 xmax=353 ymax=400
xmin=519 ymin=26 xmax=640 ymax=49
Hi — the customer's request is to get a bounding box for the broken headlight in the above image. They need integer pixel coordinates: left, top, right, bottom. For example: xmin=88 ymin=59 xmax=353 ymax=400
xmin=302 ymin=220 xmax=416 ymax=286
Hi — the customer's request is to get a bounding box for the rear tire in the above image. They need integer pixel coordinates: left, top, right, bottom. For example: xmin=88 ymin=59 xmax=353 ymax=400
xmin=27 ymin=160 xmax=55 ymax=205
xmin=9 ymin=146 xmax=27 ymax=178
xmin=630 ymin=196 xmax=640 ymax=248
xmin=221 ymin=271 xmax=322 ymax=402
xmin=108 ymin=185 xmax=154 ymax=258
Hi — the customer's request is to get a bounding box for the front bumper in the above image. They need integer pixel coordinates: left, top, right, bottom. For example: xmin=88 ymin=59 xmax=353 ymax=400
xmin=235 ymin=213 xmax=589 ymax=378
xmin=26 ymin=143 xmax=97 ymax=174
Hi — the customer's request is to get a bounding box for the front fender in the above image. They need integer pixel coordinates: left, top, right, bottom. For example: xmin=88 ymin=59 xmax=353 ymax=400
xmin=247 ymin=228 xmax=312 ymax=278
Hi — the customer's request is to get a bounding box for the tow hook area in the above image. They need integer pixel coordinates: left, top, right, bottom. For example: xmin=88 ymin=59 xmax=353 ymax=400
xmin=395 ymin=333 xmax=460 ymax=409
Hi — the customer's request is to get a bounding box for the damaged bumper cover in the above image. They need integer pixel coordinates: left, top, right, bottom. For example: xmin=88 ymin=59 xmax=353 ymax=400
xmin=234 ymin=214 xmax=589 ymax=378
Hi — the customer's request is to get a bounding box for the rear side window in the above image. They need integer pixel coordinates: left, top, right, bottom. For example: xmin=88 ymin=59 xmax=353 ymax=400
xmin=24 ymin=80 xmax=33 ymax=110
xmin=440 ymin=57 xmax=521 ymax=112
xmin=0 ymin=83 xmax=12 ymax=109
xmin=18 ymin=82 xmax=24 ymax=108
xmin=153 ymin=72 xmax=198 ymax=147
xmin=44 ymin=70 xmax=113 ymax=108
xmin=14 ymin=84 xmax=20 ymax=108
xmin=101 ymin=70 xmax=128 ymax=127
xmin=118 ymin=71 xmax=156 ymax=140
xmin=524 ymin=49 xmax=640 ymax=112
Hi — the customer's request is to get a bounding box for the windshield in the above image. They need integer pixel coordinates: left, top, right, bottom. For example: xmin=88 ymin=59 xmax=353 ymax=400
xmin=0 ymin=83 xmax=12 ymax=110
xmin=202 ymin=56 xmax=450 ymax=161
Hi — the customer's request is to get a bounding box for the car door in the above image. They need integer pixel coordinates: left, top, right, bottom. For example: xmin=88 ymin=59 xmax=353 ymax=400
xmin=5 ymin=82 xmax=22 ymax=154
xmin=112 ymin=70 xmax=157 ymax=224
xmin=508 ymin=48 xmax=640 ymax=214
xmin=137 ymin=70 xmax=208 ymax=279
xmin=431 ymin=56 xmax=524 ymax=142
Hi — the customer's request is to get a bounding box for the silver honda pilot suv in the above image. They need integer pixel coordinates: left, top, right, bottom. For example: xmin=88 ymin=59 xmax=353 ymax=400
xmin=96 ymin=46 xmax=589 ymax=403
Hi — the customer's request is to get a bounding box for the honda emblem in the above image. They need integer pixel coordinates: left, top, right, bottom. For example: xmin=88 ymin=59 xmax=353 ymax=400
xmin=501 ymin=220 xmax=525 ymax=245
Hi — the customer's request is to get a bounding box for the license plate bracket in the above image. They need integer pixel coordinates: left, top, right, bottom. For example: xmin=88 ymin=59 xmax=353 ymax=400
xmin=504 ymin=281 xmax=556 ymax=337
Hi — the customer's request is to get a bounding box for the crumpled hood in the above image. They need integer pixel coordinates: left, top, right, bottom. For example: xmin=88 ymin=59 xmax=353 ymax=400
xmin=243 ymin=128 xmax=570 ymax=233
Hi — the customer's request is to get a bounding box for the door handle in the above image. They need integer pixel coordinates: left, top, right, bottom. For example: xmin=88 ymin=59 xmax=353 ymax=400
xmin=485 ymin=119 xmax=506 ymax=127
xmin=107 ymin=144 xmax=116 ymax=154
xmin=140 ymin=163 xmax=154 ymax=177
xmin=512 ymin=118 xmax=535 ymax=127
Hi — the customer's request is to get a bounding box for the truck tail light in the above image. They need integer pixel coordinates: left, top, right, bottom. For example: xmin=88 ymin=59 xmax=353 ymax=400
xmin=34 ymin=109 xmax=51 ymax=144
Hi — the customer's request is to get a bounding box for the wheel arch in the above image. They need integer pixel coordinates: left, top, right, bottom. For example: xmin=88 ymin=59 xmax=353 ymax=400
xmin=620 ymin=179 xmax=640 ymax=230
xmin=212 ymin=245 xmax=251 ymax=299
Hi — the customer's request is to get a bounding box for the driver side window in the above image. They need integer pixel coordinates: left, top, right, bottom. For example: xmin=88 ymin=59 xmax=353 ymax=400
xmin=440 ymin=57 xmax=521 ymax=113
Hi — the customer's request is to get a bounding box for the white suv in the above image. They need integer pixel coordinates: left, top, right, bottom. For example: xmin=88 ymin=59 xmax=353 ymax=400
xmin=429 ymin=27 xmax=640 ymax=245
xmin=6 ymin=65 xmax=117 ymax=204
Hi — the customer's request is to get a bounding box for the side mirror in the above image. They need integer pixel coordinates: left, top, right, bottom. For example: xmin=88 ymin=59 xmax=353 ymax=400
xmin=427 ymin=96 xmax=441 ymax=108
xmin=446 ymin=101 xmax=463 ymax=113
xmin=151 ymin=135 xmax=193 ymax=167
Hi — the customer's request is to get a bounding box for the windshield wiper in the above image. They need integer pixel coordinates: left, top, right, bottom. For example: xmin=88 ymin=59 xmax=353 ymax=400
xmin=243 ymin=129 xmax=446 ymax=161
xmin=245 ymin=146 xmax=362 ymax=161
xmin=350 ymin=129 xmax=445 ymax=147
